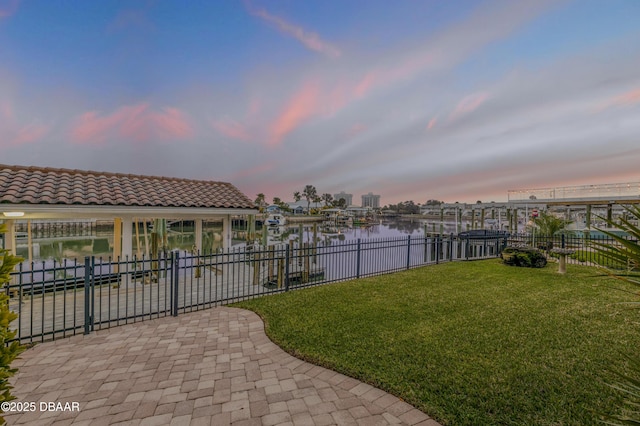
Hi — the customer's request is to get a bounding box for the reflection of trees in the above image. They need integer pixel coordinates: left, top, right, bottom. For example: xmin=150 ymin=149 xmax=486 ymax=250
xmin=386 ymin=220 xmax=423 ymax=233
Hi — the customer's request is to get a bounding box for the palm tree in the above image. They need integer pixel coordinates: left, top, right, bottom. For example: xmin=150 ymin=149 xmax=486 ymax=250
xmin=532 ymin=211 xmax=572 ymax=249
xmin=293 ymin=191 xmax=301 ymax=202
xmin=302 ymin=185 xmax=317 ymax=215
xmin=589 ymin=205 xmax=640 ymax=425
xmin=590 ymin=205 xmax=640 ymax=283
xmin=254 ymin=193 xmax=266 ymax=211
xmin=533 ymin=210 xmax=572 ymax=235
xmin=322 ymin=193 xmax=333 ymax=207
xmin=312 ymin=194 xmax=322 ymax=214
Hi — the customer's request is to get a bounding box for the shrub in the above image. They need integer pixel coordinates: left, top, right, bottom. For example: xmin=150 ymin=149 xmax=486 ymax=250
xmin=0 ymin=223 xmax=25 ymax=423
xmin=501 ymin=246 xmax=547 ymax=268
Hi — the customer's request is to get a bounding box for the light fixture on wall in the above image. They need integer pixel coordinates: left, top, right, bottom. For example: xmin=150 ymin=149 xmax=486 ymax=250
xmin=2 ymin=212 xmax=24 ymax=217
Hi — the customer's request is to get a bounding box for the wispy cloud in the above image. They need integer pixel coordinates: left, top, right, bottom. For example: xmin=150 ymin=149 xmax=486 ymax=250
xmin=0 ymin=0 xmax=20 ymax=19
xmin=0 ymin=100 xmax=49 ymax=146
xmin=71 ymin=103 xmax=193 ymax=145
xmin=267 ymin=81 xmax=321 ymax=147
xmin=600 ymin=87 xmax=640 ymax=110
xmin=212 ymin=117 xmax=251 ymax=142
xmin=247 ymin=4 xmax=341 ymax=58
xmin=449 ymin=92 xmax=489 ymax=120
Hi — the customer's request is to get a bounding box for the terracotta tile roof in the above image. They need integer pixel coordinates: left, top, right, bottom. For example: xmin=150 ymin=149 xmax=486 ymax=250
xmin=0 ymin=164 xmax=255 ymax=209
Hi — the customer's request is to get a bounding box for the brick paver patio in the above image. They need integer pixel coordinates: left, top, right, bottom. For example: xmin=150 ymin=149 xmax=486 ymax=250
xmin=5 ymin=307 xmax=441 ymax=425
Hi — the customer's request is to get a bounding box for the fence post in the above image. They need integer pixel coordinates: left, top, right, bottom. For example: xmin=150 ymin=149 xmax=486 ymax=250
xmin=172 ymin=251 xmax=179 ymax=317
xmin=406 ymin=235 xmax=411 ymax=270
xmin=449 ymin=233 xmax=454 ymax=261
xmin=423 ymin=236 xmax=428 ymax=263
xmin=285 ymin=245 xmax=290 ymax=291
xmin=356 ymin=239 xmax=361 ymax=279
xmin=90 ymin=257 xmax=95 ymax=331
xmin=435 ymin=235 xmax=440 ymax=264
xmin=465 ymin=236 xmax=470 ymax=260
xmin=561 ymin=234 xmax=566 ymax=249
xmin=83 ymin=256 xmax=91 ymax=335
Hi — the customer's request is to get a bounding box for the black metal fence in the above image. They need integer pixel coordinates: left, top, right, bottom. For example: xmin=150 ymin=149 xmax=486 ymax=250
xmin=508 ymin=232 xmax=637 ymax=267
xmin=4 ymin=234 xmax=508 ymax=344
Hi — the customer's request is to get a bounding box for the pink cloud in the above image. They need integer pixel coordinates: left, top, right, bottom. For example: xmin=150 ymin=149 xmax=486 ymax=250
xmin=228 ymin=161 xmax=276 ymax=180
xmin=345 ymin=123 xmax=366 ymax=138
xmin=449 ymin=92 xmax=489 ymax=120
xmin=149 ymin=107 xmax=193 ymax=139
xmin=247 ymin=5 xmax=341 ymax=58
xmin=11 ymin=123 xmax=48 ymax=145
xmin=600 ymin=88 xmax=640 ymax=111
xmin=267 ymin=82 xmax=321 ymax=147
xmin=212 ymin=117 xmax=251 ymax=142
xmin=427 ymin=117 xmax=437 ymax=130
xmin=71 ymin=103 xmax=193 ymax=145
xmin=354 ymin=73 xmax=377 ymax=98
xmin=0 ymin=100 xmax=48 ymax=146
xmin=0 ymin=0 xmax=20 ymax=18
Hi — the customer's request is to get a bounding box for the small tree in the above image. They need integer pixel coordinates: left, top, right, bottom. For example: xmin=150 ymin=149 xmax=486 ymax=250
xmin=321 ymin=193 xmax=333 ymax=207
xmin=0 ymin=223 xmax=25 ymax=421
xmin=332 ymin=198 xmax=346 ymax=209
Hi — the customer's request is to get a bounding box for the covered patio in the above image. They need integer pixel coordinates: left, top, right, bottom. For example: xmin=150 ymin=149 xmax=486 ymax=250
xmin=0 ymin=164 xmax=257 ymax=261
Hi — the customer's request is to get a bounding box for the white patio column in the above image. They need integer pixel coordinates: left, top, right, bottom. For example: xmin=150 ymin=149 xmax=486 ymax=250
xmin=195 ymin=218 xmax=203 ymax=253
xmin=121 ymin=217 xmax=133 ymax=259
xmin=113 ymin=218 xmax=122 ymax=260
xmin=3 ymin=219 xmax=16 ymax=255
xmin=222 ymin=215 xmax=231 ymax=250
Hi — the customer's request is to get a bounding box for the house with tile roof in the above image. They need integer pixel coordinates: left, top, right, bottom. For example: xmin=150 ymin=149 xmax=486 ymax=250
xmin=0 ymin=164 xmax=257 ymax=260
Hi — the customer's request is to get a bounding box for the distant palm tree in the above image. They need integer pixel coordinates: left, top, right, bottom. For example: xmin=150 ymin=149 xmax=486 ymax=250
xmin=312 ymin=195 xmax=322 ymax=213
xmin=254 ymin=193 xmax=266 ymax=212
xmin=322 ymin=193 xmax=333 ymax=207
xmin=302 ymin=185 xmax=317 ymax=215
xmin=293 ymin=191 xmax=301 ymax=202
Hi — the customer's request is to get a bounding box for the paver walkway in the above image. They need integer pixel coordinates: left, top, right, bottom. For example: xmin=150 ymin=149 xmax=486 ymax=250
xmin=5 ymin=307 xmax=441 ymax=426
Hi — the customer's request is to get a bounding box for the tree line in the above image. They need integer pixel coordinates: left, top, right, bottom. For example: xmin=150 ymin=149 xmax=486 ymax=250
xmin=254 ymin=185 xmax=346 ymax=215
xmin=254 ymin=186 xmax=447 ymax=216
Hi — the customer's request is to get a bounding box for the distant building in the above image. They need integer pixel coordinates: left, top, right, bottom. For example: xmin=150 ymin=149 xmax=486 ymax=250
xmin=287 ymin=200 xmax=323 ymax=215
xmin=333 ymin=191 xmax=353 ymax=206
xmin=361 ymin=192 xmax=380 ymax=209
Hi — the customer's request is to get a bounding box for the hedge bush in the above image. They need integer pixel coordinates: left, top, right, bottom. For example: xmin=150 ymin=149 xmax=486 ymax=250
xmin=501 ymin=246 xmax=548 ymax=268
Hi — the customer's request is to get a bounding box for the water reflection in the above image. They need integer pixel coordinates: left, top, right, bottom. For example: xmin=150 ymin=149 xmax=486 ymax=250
xmin=15 ymin=218 xmax=479 ymax=262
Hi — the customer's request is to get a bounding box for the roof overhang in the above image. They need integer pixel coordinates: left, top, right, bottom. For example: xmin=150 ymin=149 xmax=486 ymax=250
xmin=0 ymin=204 xmax=258 ymax=220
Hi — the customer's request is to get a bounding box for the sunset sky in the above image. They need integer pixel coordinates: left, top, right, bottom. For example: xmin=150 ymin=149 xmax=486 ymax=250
xmin=1 ymin=0 xmax=639 ymax=205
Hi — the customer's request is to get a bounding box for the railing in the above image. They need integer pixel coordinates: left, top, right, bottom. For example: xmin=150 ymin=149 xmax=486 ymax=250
xmin=508 ymin=182 xmax=640 ymax=202
xmin=508 ymin=232 xmax=637 ymax=267
xmin=4 ymin=234 xmax=507 ymax=344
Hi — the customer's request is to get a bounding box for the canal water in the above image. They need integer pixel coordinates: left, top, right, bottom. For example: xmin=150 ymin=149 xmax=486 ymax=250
xmin=12 ymin=218 xmax=484 ymax=263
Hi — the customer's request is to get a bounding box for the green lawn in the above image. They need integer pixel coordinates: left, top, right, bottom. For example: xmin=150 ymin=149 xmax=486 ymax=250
xmin=235 ymin=259 xmax=640 ymax=426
